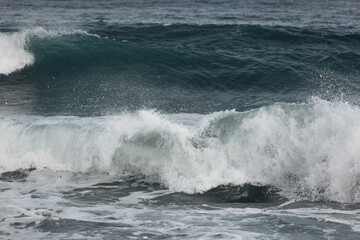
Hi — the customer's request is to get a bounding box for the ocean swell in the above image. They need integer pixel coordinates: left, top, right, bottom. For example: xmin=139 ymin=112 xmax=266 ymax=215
xmin=1 ymin=100 xmax=360 ymax=203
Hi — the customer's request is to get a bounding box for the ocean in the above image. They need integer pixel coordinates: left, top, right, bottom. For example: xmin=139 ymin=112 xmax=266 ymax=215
xmin=1 ymin=0 xmax=360 ymax=239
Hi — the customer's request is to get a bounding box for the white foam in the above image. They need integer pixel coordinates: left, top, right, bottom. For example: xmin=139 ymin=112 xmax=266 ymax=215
xmin=0 ymin=27 xmax=100 ymax=75
xmin=1 ymin=100 xmax=360 ymax=203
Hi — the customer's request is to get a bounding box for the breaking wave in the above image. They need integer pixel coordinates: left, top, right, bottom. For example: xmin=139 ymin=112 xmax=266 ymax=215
xmin=1 ymin=99 xmax=360 ymax=203
xmin=0 ymin=28 xmax=99 ymax=75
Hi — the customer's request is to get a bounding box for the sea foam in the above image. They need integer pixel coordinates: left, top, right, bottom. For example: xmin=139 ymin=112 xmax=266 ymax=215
xmin=1 ymin=100 xmax=360 ymax=203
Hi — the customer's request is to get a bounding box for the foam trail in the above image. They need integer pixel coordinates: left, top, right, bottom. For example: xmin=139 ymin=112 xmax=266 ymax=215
xmin=0 ymin=28 xmax=100 ymax=75
xmin=1 ymin=100 xmax=360 ymax=203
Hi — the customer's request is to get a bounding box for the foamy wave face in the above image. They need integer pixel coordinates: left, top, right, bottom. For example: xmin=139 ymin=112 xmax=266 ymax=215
xmin=0 ymin=28 xmax=99 ymax=75
xmin=1 ymin=100 xmax=360 ymax=203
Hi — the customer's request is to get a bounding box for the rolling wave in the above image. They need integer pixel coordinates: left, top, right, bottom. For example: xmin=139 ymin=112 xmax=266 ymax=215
xmin=1 ymin=100 xmax=360 ymax=203
xmin=1 ymin=25 xmax=360 ymax=115
xmin=3 ymin=25 xmax=360 ymax=85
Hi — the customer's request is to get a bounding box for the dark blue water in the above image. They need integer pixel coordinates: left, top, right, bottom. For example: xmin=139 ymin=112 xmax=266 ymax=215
xmin=1 ymin=1 xmax=360 ymax=239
